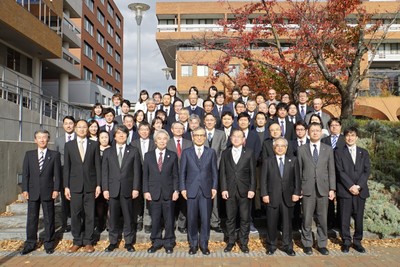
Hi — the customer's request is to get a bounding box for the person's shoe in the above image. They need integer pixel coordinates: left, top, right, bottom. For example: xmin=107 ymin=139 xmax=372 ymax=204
xmin=188 ymin=247 xmax=197 ymax=255
xmin=211 ymin=226 xmax=223 ymax=233
xmin=125 ymin=244 xmax=135 ymax=252
xmin=341 ymin=245 xmax=350 ymax=253
xmin=284 ymin=248 xmax=296 ymax=256
xmin=137 ymin=223 xmax=143 ymax=232
xmin=85 ymin=245 xmax=95 ymax=253
xmin=165 ymin=247 xmax=173 ymax=254
xmin=63 ymin=225 xmax=71 ymax=233
xmin=266 ymin=248 xmax=276 ymax=255
xmin=318 ymin=247 xmax=329 ymax=255
xmin=144 ymin=225 xmax=152 ymax=234
xmin=104 ymin=244 xmax=117 ymax=252
xmin=45 ymin=248 xmax=55 ymax=254
xmin=303 ymin=247 xmax=313 ymax=255
xmin=353 ymin=244 xmax=366 ymax=253
xmin=20 ymin=247 xmax=35 ymax=255
xmin=240 ymin=245 xmax=249 ymax=253
xmin=178 ymin=227 xmax=187 ymax=234
xmin=200 ymin=247 xmax=210 ymax=255
xmin=224 ymin=243 xmax=235 ymax=253
xmin=67 ymin=245 xmax=81 ymax=253
xmin=249 ymin=224 xmax=258 ymax=234
xmin=147 ymin=246 xmax=161 ymax=253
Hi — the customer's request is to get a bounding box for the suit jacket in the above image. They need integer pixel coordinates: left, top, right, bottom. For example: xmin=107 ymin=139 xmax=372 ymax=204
xmin=260 ymin=155 xmax=301 ymax=208
xmin=100 ymin=123 xmax=118 ymax=143
xmin=131 ymin=138 xmax=156 ymax=163
xmin=22 ymin=149 xmax=61 ymax=201
xmin=219 ymin=147 xmax=256 ymax=198
xmin=291 ymin=138 xmax=310 ymax=157
xmin=297 ymin=142 xmax=336 ymax=197
xmin=224 ymin=102 xmax=236 ymax=116
xmin=305 ymin=111 xmax=331 ymax=130
xmin=262 ymin=139 xmax=294 ymax=160
xmin=297 ymin=104 xmax=314 ymax=121
xmin=321 ymin=134 xmax=346 ymax=150
xmin=179 ymin=146 xmax=218 ymax=198
xmin=213 ymin=105 xmax=230 ymax=119
xmin=186 ymin=106 xmax=204 ymax=120
xmin=334 ymin=146 xmax=370 ymax=199
xmin=55 ymin=133 xmax=76 ymax=166
xmin=204 ymin=129 xmax=227 ymax=167
xmin=142 ymin=149 xmax=179 ymax=201
xmin=167 ymin=137 xmax=192 ymax=164
xmin=64 ymin=138 xmax=101 ymax=193
xmin=102 ymin=144 xmax=142 ymax=198
xmin=243 ymin=130 xmax=262 ymax=161
xmin=274 ymin=117 xmax=295 ymax=141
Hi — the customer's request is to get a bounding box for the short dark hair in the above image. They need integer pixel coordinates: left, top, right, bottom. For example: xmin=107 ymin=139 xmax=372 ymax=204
xmin=327 ymin=117 xmax=341 ymax=127
xmin=121 ymin=99 xmax=131 ymax=107
xmin=174 ymin=99 xmax=184 ymax=107
xmin=255 ymin=92 xmax=266 ymax=100
xmin=204 ymin=113 xmax=216 ymax=120
xmin=189 ymin=86 xmax=199 ymax=95
xmin=152 ymin=92 xmax=162 ymax=98
xmin=138 ymin=122 xmax=151 ymax=131
xmin=34 ymin=129 xmax=50 ymax=139
xmin=63 ymin=116 xmax=76 ymax=124
xmin=256 ymin=111 xmax=266 ymax=118
xmin=231 ymin=129 xmax=245 ymax=137
xmin=308 ymin=114 xmax=323 ymax=128
xmin=295 ymin=120 xmax=308 ymax=130
xmin=168 ymin=85 xmax=177 ymax=92
xmin=235 ymin=100 xmax=246 ymax=109
xmin=308 ymin=122 xmax=323 ymax=130
xmin=221 ymin=111 xmax=234 ymax=119
xmin=276 ymin=102 xmax=289 ymax=111
xmin=114 ymin=125 xmax=129 ymax=137
xmin=344 ymin=126 xmax=358 ymax=136
xmin=216 ymin=91 xmax=225 ymax=98
xmin=103 ymin=107 xmax=116 ymax=117
xmin=203 ymin=99 xmax=215 ymax=108
xmin=237 ymin=112 xmax=250 ymax=121
xmin=123 ymin=114 xmax=134 ymax=122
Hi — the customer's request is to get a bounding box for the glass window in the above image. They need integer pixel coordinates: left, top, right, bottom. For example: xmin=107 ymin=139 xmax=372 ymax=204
xmin=107 ymin=42 xmax=113 ymax=56
xmin=107 ymin=63 xmax=113 ymax=76
xmin=115 ymin=52 xmax=121 ymax=63
xmin=116 ymin=15 xmax=121 ymax=28
xmin=106 ymin=83 xmax=113 ymax=91
xmin=83 ymin=42 xmax=93 ymax=60
xmin=97 ymin=9 xmax=105 ymax=26
xmin=181 ymin=65 xmax=193 ymax=77
xmin=85 ymin=0 xmax=94 ymax=12
xmin=96 ymin=76 xmax=104 ymax=86
xmin=197 ymin=65 xmax=209 ymax=77
xmin=107 ymin=22 xmax=114 ymax=37
xmin=107 ymin=2 xmax=114 ymax=18
xmin=97 ymin=31 xmax=104 ymax=47
xmin=83 ymin=67 xmax=93 ymax=80
xmin=115 ymin=70 xmax=121 ymax=82
xmin=116 ymin=34 xmax=121 ymax=46
xmin=96 ymin=53 xmax=104 ymax=68
xmin=84 ymin=17 xmax=94 ymax=36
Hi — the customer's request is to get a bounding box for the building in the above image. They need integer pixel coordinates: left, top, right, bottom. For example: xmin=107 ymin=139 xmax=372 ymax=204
xmin=156 ymin=1 xmax=400 ymax=120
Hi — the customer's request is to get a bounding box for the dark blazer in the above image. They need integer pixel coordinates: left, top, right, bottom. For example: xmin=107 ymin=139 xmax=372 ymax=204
xmin=291 ymin=138 xmax=310 ymax=157
xmin=297 ymin=104 xmax=313 ymax=121
xmin=100 ymin=123 xmax=118 ymax=143
xmin=235 ymin=130 xmax=262 ymax=161
xmin=305 ymin=111 xmax=331 ymax=129
xmin=213 ymin=105 xmax=230 ymax=119
xmin=186 ymin=106 xmax=204 ymax=121
xmin=260 ymin=155 xmax=301 ymax=208
xmin=55 ymin=133 xmax=76 ymax=166
xmin=167 ymin=138 xmax=192 ymax=163
xmin=262 ymin=139 xmax=294 ymax=160
xmin=321 ymin=134 xmax=346 ymax=150
xmin=224 ymin=102 xmax=235 ymax=115
xmin=64 ymin=138 xmax=101 ymax=193
xmin=179 ymin=146 xmax=218 ymax=198
xmin=102 ymin=144 xmax=142 ymax=198
xmin=219 ymin=147 xmax=256 ymax=198
xmin=204 ymin=129 xmax=227 ymax=167
xmin=142 ymin=149 xmax=179 ymax=201
xmin=334 ymin=146 xmax=370 ymax=199
xmin=131 ymin=138 xmax=156 ymax=163
xmin=274 ymin=117 xmax=295 ymax=141
xmin=22 ymin=149 xmax=61 ymax=201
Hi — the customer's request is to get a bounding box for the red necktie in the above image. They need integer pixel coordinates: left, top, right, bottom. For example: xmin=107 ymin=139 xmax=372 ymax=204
xmin=158 ymin=152 xmax=163 ymax=172
xmin=176 ymin=139 xmax=182 ymax=158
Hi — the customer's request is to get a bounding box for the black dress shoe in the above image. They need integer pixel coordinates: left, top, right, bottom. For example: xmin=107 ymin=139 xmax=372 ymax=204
xmin=147 ymin=246 xmax=161 ymax=253
xmin=178 ymin=227 xmax=187 ymax=234
xmin=303 ymin=247 xmax=313 ymax=255
xmin=318 ymin=247 xmax=329 ymax=255
xmin=211 ymin=226 xmax=223 ymax=233
xmin=224 ymin=243 xmax=235 ymax=253
xmin=200 ymin=247 xmax=210 ymax=255
xmin=284 ymin=248 xmax=296 ymax=256
xmin=104 ymin=244 xmax=117 ymax=252
xmin=240 ymin=245 xmax=249 ymax=253
xmin=341 ymin=245 xmax=350 ymax=253
xmin=266 ymin=248 xmax=276 ymax=255
xmin=63 ymin=225 xmax=71 ymax=233
xmin=144 ymin=225 xmax=152 ymax=234
xmin=45 ymin=248 xmax=55 ymax=254
xmin=20 ymin=247 xmax=34 ymax=255
xmin=165 ymin=247 xmax=173 ymax=254
xmin=188 ymin=247 xmax=197 ymax=255
xmin=353 ymin=244 xmax=366 ymax=253
xmin=125 ymin=244 xmax=135 ymax=252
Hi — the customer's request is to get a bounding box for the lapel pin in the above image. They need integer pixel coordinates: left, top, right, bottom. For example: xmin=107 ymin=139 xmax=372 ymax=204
xmin=167 ymin=155 xmax=170 ymax=158
xmin=288 ymin=159 xmax=291 ymax=162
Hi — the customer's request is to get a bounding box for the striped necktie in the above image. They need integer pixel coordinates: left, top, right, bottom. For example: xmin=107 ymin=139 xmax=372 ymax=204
xmin=39 ymin=151 xmax=44 ymax=171
xmin=331 ymin=135 xmax=338 ymax=149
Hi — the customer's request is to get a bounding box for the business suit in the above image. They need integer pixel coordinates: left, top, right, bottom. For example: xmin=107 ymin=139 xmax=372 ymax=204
xmin=186 ymin=106 xmax=204 ymax=121
xmin=55 ymin=133 xmax=75 ymax=229
xmin=297 ymin=142 xmax=336 ymax=248
xmin=167 ymin=137 xmax=192 ymax=230
xmin=297 ymin=104 xmax=313 ymax=121
xmin=22 ymin=149 xmax=61 ymax=250
xmin=275 ymin=117 xmax=295 ymax=141
xmin=102 ymin=144 xmax=141 ymax=245
xmin=220 ymin=147 xmax=255 ymax=246
xmin=321 ymin=134 xmax=346 ymax=150
xmin=64 ymin=138 xmax=101 ymax=246
xmin=335 ymin=146 xmax=370 ymax=246
xmin=143 ymin=149 xmax=179 ymax=249
xmin=180 ymin=146 xmax=218 ymax=250
xmin=305 ymin=111 xmax=331 ymax=129
xmin=262 ymin=139 xmax=294 ymax=160
xmin=100 ymin=123 xmax=117 ymax=143
xmin=260 ymin=155 xmax=300 ymax=250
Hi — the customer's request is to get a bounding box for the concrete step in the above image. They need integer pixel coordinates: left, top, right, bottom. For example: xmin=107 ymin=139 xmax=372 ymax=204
xmin=6 ymin=202 xmax=44 ymax=216
xmin=0 ymin=214 xmax=44 ymax=229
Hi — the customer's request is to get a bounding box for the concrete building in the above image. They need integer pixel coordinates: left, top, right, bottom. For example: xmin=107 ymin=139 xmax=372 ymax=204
xmin=156 ymin=1 xmax=400 ymax=121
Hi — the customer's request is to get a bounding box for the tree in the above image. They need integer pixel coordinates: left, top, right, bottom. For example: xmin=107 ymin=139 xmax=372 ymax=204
xmin=203 ymin=0 xmax=399 ymax=119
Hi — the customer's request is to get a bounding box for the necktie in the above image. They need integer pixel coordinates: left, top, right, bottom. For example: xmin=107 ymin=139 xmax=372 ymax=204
xmin=116 ymin=106 xmax=120 ymax=115
xmin=67 ymin=135 xmax=71 ymax=142
xmin=299 ymin=140 xmax=303 ymax=146
xmin=280 ymin=120 xmax=285 ymax=136
xmin=331 ymin=135 xmax=338 ymax=149
xmin=313 ymin=144 xmax=318 ymax=164
xmin=350 ymin=147 xmax=356 ymax=164
xmin=118 ymin=146 xmax=123 ymax=167
xmin=208 ymin=132 xmax=212 ymax=143
xmin=165 ymin=108 xmax=169 ymax=116
xmin=279 ymin=157 xmax=284 ymax=177
xmin=38 ymin=151 xmax=44 ymax=171
xmin=233 ymin=148 xmax=240 ymax=164
xmin=79 ymin=140 xmax=85 ymax=161
xmin=149 ymin=113 xmax=153 ymax=123
xmin=197 ymin=147 xmax=202 ymax=159
xmin=107 ymin=125 xmax=111 ymax=132
xmin=300 ymin=106 xmax=305 ymax=120
xmin=291 ymin=116 xmax=295 ymax=123
xmin=127 ymin=133 xmax=131 ymax=145
xmin=218 ymin=107 xmax=222 ymax=117
xmin=176 ymin=139 xmax=182 ymax=157
xmin=158 ymin=152 xmax=163 ymax=172
xmin=142 ymin=140 xmax=147 ymax=154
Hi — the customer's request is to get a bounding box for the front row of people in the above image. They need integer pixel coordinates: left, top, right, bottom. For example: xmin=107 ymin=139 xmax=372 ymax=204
xmin=21 ymin=122 xmax=370 ymax=256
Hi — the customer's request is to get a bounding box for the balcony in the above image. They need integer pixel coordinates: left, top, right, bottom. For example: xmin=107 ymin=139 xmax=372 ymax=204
xmin=368 ymin=52 xmax=400 ymax=62
xmin=63 ymin=0 xmax=82 ymax=18
xmin=62 ymin=17 xmax=81 ymax=48
xmin=45 ymin=47 xmax=80 ymax=79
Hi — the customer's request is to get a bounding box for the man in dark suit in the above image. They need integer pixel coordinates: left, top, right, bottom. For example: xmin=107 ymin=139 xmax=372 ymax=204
xmin=214 ymin=92 xmax=230 ymax=120
xmin=297 ymin=122 xmax=336 ymax=256
xmin=235 ymin=112 xmax=261 ymax=160
xmin=186 ymin=94 xmax=204 ymax=122
xmin=123 ymin=114 xmax=139 ymax=145
xmin=180 ymin=127 xmax=218 ymax=255
xmin=100 ymin=108 xmax=117 ymax=143
xmin=55 ymin=116 xmax=75 ymax=232
xmin=115 ymin=99 xmax=131 ymax=125
xmin=262 ymin=123 xmax=294 ymax=160
xmin=158 ymin=93 xmax=175 ymax=119
xmin=131 ymin=122 xmax=155 ymax=233
xmin=224 ymin=88 xmax=241 ymax=117
xmin=220 ymin=129 xmax=255 ymax=253
xmin=238 ymin=84 xmax=251 ymax=104
xmin=167 ymin=122 xmax=192 ymax=234
xmin=261 ymin=137 xmax=301 ymax=256
xmin=143 ymin=129 xmax=179 ymax=254
xmin=335 ymin=127 xmax=370 ymax=254
xmin=305 ymin=98 xmax=331 ymax=129
xmin=102 ymin=125 xmax=142 ymax=252
xmin=146 ymin=98 xmax=157 ymax=124
xmin=296 ymin=90 xmax=313 ymax=121
xmin=20 ymin=130 xmax=61 ymax=255
xmin=167 ymin=99 xmax=184 ymax=126
xmin=203 ymin=99 xmax=221 ymax=129
xmin=64 ymin=120 xmax=101 ymax=253
xmin=275 ymin=103 xmax=295 ymax=141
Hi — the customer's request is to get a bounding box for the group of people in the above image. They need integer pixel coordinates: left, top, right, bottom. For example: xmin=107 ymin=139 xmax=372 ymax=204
xmin=20 ymin=84 xmax=370 ymax=257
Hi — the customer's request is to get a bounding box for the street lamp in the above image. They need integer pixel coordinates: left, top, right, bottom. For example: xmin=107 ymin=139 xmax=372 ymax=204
xmin=162 ymin=67 xmax=174 ymax=80
xmin=128 ymin=3 xmax=150 ymax=99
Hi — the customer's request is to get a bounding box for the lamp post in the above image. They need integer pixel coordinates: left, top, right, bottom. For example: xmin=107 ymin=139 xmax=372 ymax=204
xmin=128 ymin=3 xmax=150 ymax=99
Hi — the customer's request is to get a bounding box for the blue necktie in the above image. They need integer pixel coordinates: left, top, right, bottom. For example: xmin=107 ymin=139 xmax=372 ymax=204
xmin=331 ymin=135 xmax=338 ymax=149
xmin=313 ymin=144 xmax=318 ymax=164
xmin=300 ymin=106 xmax=305 ymax=120
xmin=279 ymin=157 xmax=284 ymax=177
